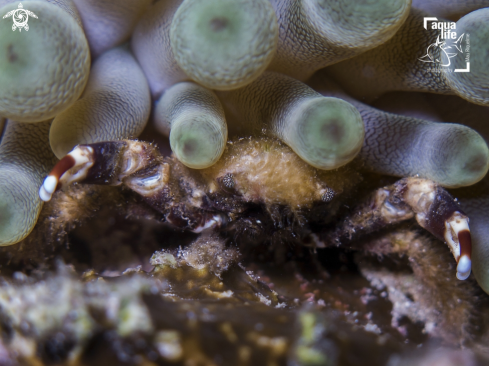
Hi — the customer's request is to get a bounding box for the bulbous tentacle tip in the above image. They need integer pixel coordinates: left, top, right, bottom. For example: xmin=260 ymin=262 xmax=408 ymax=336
xmin=443 ymin=8 xmax=489 ymax=106
xmin=49 ymin=45 xmax=150 ymax=159
xmin=0 ymin=170 xmax=41 ymax=245
xmin=170 ymin=117 xmax=227 ymax=169
xmin=287 ymin=97 xmax=364 ymax=170
xmin=441 ymin=128 xmax=489 ymax=188
xmin=170 ymin=0 xmax=278 ymax=90
xmin=0 ymin=187 xmax=22 ymax=245
xmin=305 ymin=0 xmax=411 ymax=47
xmin=0 ymin=1 xmax=90 ymax=122
xmin=155 ymin=82 xmax=227 ymax=170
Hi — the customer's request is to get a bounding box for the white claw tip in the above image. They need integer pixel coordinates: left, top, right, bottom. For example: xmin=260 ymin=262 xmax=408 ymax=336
xmin=44 ymin=176 xmax=57 ymax=194
xmin=39 ymin=176 xmax=57 ymax=202
xmin=456 ymin=255 xmax=471 ymax=280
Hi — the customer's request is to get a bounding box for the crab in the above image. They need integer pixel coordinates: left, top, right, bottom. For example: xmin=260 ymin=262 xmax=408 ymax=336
xmin=39 ymin=135 xmax=473 ymax=284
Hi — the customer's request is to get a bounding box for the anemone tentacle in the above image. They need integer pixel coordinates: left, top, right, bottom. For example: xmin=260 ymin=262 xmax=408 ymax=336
xmin=132 ymin=0 xmax=278 ymax=98
xmin=0 ymin=1 xmax=90 ymax=122
xmin=327 ymin=8 xmax=489 ymax=106
xmin=170 ymin=0 xmax=278 ymax=91
xmin=72 ymin=0 xmax=152 ymax=58
xmin=0 ymin=120 xmax=57 ymax=245
xmin=216 ymin=71 xmax=365 ymax=170
xmin=49 ymin=45 xmax=151 ymax=158
xmin=155 ymin=82 xmax=227 ymax=169
xmin=310 ymin=72 xmax=489 ymax=188
xmin=412 ymin=0 xmax=489 ymax=21
xmin=131 ymin=0 xmax=186 ymax=99
xmin=268 ymin=0 xmax=411 ymax=81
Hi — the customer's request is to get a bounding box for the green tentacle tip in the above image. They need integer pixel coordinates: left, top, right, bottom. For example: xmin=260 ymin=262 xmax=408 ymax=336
xmin=0 ymin=1 xmax=90 ymax=122
xmin=170 ymin=0 xmax=278 ymax=90
xmin=306 ymin=0 xmax=410 ymax=47
xmin=441 ymin=129 xmax=489 ymax=188
xmin=170 ymin=115 xmax=227 ymax=169
xmin=286 ymin=97 xmax=365 ymax=170
xmin=443 ymin=8 xmax=489 ymax=106
xmin=0 ymin=169 xmax=40 ymax=246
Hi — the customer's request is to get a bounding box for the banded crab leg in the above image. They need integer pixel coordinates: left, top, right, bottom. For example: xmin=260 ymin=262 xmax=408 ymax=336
xmin=315 ymin=178 xmax=472 ymax=281
xmin=39 ymin=140 xmax=225 ymax=233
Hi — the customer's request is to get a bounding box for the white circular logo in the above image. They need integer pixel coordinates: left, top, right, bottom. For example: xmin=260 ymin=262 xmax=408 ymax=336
xmin=2 ymin=3 xmax=38 ymax=32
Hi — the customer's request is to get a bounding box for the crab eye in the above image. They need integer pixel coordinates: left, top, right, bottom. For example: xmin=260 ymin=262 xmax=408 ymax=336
xmin=0 ymin=1 xmax=89 ymax=122
xmin=170 ymin=0 xmax=278 ymax=90
xmin=49 ymin=45 xmax=151 ymax=158
xmin=155 ymin=82 xmax=227 ymax=169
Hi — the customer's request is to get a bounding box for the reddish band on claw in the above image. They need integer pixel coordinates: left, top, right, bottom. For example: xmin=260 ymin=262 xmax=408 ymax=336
xmin=39 ymin=146 xmax=94 ymax=202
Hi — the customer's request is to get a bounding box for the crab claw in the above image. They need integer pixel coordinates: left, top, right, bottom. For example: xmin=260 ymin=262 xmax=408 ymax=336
xmin=444 ymin=214 xmax=472 ymax=280
xmin=317 ymin=177 xmax=473 ymax=281
xmin=39 ymin=146 xmax=94 ymax=202
xmin=404 ymin=179 xmax=473 ymax=281
xmin=40 ymin=140 xmax=168 ymax=202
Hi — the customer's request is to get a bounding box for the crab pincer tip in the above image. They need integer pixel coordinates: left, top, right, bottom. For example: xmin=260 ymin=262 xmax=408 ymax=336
xmin=39 ymin=176 xmax=57 ymax=202
xmin=39 ymin=155 xmax=76 ymax=202
xmin=456 ymin=229 xmax=472 ymax=280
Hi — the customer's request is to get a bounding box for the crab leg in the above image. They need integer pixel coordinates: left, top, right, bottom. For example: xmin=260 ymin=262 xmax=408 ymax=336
xmin=39 ymin=140 xmax=224 ymax=233
xmin=316 ymin=177 xmax=472 ymax=280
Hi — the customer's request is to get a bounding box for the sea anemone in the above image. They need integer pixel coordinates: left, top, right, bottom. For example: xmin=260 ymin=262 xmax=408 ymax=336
xmin=1 ymin=0 xmax=489 ymax=363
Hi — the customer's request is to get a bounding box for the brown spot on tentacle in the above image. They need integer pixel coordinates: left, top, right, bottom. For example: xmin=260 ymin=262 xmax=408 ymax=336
xmin=7 ymin=44 xmax=18 ymax=63
xmin=210 ymin=17 xmax=228 ymax=32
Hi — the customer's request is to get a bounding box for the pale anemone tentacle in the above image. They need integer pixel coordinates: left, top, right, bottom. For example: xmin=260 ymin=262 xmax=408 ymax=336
xmin=49 ymin=45 xmax=151 ymax=158
xmin=268 ymin=0 xmax=412 ymax=81
xmin=216 ymin=71 xmax=365 ymax=170
xmin=371 ymin=91 xmax=443 ymax=122
xmin=0 ymin=120 xmax=57 ymax=245
xmin=412 ymin=0 xmax=489 ymax=21
xmin=428 ymin=94 xmax=489 ymax=142
xmin=155 ymin=82 xmax=227 ymax=169
xmin=170 ymin=0 xmax=278 ymax=91
xmin=443 ymin=9 xmax=489 ymax=107
xmin=374 ymin=92 xmax=489 ymax=142
xmin=131 ymin=0 xmax=186 ymax=99
xmin=310 ymin=72 xmax=489 ymax=188
xmin=0 ymin=1 xmax=90 ymax=122
xmin=72 ymin=0 xmax=152 ymax=58
xmin=327 ymin=8 xmax=489 ymax=106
